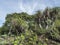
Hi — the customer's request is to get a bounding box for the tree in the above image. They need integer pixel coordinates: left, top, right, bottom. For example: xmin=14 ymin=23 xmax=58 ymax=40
xmin=35 ymin=11 xmax=42 ymax=28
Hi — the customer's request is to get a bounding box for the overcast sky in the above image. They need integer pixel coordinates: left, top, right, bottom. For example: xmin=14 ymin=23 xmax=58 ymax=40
xmin=0 ymin=0 xmax=60 ymax=27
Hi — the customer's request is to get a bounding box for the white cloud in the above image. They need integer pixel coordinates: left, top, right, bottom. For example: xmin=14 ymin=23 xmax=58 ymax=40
xmin=18 ymin=0 xmax=55 ymax=14
xmin=18 ymin=0 xmax=39 ymax=14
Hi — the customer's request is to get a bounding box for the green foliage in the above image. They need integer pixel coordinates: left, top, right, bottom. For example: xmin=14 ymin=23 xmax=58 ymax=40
xmin=0 ymin=7 xmax=60 ymax=45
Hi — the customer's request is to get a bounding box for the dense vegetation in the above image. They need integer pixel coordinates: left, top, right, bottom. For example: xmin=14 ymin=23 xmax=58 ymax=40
xmin=0 ymin=7 xmax=60 ymax=45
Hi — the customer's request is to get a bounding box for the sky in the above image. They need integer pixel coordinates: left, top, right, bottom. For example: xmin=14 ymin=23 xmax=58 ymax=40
xmin=0 ymin=0 xmax=60 ymax=27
